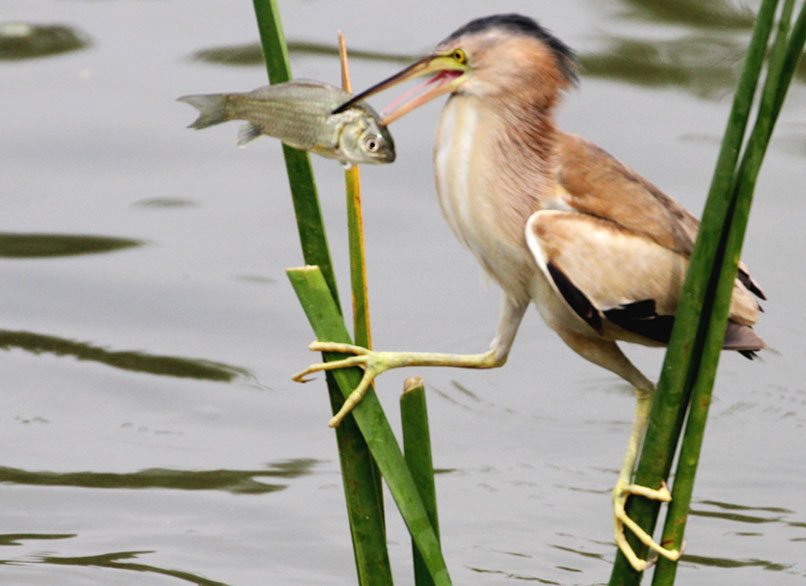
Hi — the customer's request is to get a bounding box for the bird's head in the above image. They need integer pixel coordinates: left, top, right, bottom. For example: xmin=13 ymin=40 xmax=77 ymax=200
xmin=335 ymin=14 xmax=577 ymax=124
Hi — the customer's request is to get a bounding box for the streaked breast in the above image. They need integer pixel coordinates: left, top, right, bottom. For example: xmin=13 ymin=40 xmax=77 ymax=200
xmin=433 ymin=95 xmax=538 ymax=301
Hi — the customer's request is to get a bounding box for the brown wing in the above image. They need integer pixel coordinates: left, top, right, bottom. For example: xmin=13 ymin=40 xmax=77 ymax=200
xmin=553 ymin=132 xmax=766 ymax=300
xmin=525 ymin=210 xmax=765 ymax=353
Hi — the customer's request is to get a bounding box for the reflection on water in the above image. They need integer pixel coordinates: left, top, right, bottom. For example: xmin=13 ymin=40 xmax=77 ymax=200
xmin=680 ymin=498 xmax=801 ymax=573
xmin=617 ymin=0 xmax=755 ymax=29
xmin=551 ymin=543 xmax=608 ymax=563
xmin=692 ymin=499 xmax=796 ymax=525
xmin=0 ymin=533 xmax=75 ymax=546
xmin=678 ymin=553 xmax=791 ymax=571
xmin=0 ymin=22 xmax=90 ymax=60
xmin=189 ymin=41 xmax=414 ymax=67
xmin=189 ymin=42 xmax=263 ymax=66
xmin=0 ymin=458 xmax=318 ymax=495
xmin=690 ymin=507 xmax=786 ymax=524
xmin=187 ymin=3 xmax=805 ymax=102
xmin=0 ymin=330 xmax=248 ymax=381
xmin=38 ymin=551 xmax=230 ymax=586
xmin=0 ymin=233 xmax=141 ymax=258
xmin=187 ymin=38 xmax=754 ymax=100
xmin=468 ymin=564 xmax=562 ymax=585
xmin=131 ymin=197 xmax=198 ymax=209
xmin=579 ymin=35 xmax=742 ymax=98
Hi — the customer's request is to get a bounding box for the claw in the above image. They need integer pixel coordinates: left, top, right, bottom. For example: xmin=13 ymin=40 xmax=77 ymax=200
xmin=292 ymin=341 xmax=381 ymax=427
xmin=613 ymin=480 xmax=681 ymax=572
xmin=292 ymin=342 xmax=370 ymax=381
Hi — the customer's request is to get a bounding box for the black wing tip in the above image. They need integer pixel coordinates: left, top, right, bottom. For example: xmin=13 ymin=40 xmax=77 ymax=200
xmin=738 ymin=268 xmax=767 ymax=300
xmin=603 ymin=299 xmax=674 ymax=344
xmin=546 ymin=261 xmax=602 ymax=333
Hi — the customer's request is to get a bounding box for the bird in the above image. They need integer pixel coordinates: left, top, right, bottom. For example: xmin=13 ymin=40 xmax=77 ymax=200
xmin=294 ymin=13 xmax=766 ymax=571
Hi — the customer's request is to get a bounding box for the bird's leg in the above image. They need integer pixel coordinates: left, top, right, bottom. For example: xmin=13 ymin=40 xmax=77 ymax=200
xmin=612 ymin=388 xmax=681 ymax=571
xmin=295 ymin=296 xmax=528 ymax=426
xmin=547 ymin=330 xmax=680 ymax=571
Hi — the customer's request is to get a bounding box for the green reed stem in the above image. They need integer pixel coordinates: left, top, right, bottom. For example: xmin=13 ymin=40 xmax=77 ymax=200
xmin=652 ymin=3 xmax=805 ymax=583
xmin=288 ymin=266 xmax=452 ymax=586
xmin=251 ymin=0 xmax=339 ymax=305
xmin=251 ymin=2 xmax=389 ymax=584
xmin=324 ymin=384 xmax=393 ymax=586
xmin=401 ymin=377 xmax=441 ymax=586
xmin=608 ymin=0 xmax=783 ymax=583
xmin=772 ymin=4 xmax=806 ymax=130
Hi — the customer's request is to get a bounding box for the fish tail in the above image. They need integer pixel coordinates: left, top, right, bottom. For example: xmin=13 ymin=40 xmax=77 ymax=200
xmin=177 ymin=94 xmax=230 ymax=129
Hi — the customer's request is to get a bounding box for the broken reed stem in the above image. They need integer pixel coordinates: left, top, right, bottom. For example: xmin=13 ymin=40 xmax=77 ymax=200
xmin=401 ymin=376 xmax=441 ymax=586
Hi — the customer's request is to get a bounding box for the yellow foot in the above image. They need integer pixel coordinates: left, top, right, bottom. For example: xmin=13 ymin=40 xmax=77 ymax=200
xmin=293 ymin=341 xmax=384 ymax=427
xmin=613 ymin=480 xmax=682 ymax=572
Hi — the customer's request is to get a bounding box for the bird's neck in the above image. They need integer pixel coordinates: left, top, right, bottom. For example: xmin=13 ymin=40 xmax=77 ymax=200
xmin=494 ymin=94 xmax=559 ymax=187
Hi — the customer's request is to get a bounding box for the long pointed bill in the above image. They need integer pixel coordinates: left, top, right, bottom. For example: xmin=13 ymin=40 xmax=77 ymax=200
xmin=332 ymin=54 xmax=468 ymax=125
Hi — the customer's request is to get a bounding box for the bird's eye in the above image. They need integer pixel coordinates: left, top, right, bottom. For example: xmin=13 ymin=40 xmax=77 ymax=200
xmin=451 ymin=48 xmax=467 ymax=64
xmin=365 ymin=136 xmax=381 ymax=152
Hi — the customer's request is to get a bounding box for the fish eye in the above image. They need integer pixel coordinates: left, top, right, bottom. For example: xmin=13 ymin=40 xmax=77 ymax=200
xmin=451 ymin=48 xmax=467 ymax=64
xmin=365 ymin=135 xmax=382 ymax=152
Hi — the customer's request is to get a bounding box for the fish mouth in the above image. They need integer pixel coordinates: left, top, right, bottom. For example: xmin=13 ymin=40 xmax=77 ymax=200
xmin=333 ymin=53 xmax=469 ymax=125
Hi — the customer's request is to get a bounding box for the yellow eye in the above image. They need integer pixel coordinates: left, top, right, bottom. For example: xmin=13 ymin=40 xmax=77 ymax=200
xmin=451 ymin=48 xmax=467 ymax=64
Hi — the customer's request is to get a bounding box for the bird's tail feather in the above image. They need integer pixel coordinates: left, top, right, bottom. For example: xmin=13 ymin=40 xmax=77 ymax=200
xmin=724 ymin=321 xmax=765 ymax=360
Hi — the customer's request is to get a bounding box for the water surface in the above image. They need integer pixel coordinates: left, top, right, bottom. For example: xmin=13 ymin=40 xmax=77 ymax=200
xmin=2 ymin=1 xmax=804 ymax=584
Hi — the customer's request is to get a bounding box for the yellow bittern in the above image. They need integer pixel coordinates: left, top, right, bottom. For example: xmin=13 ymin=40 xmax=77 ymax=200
xmin=295 ymin=13 xmax=766 ymax=570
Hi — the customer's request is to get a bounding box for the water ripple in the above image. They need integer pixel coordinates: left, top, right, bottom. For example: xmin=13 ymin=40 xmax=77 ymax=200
xmin=0 ymin=23 xmax=90 ymax=60
xmin=37 ymin=550 xmax=230 ymax=586
xmin=0 ymin=233 xmax=141 ymax=258
xmin=0 ymin=459 xmax=319 ymax=495
xmin=0 ymin=329 xmax=248 ymax=382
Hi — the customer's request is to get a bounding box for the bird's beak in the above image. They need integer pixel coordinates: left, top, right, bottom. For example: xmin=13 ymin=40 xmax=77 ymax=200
xmin=333 ymin=53 xmax=469 ymax=125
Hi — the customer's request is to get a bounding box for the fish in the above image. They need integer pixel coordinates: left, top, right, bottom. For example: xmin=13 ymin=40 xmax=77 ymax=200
xmin=178 ymin=79 xmax=395 ymax=167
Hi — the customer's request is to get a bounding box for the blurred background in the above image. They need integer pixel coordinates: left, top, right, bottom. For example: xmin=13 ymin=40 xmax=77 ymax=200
xmin=2 ymin=1 xmax=804 ymax=584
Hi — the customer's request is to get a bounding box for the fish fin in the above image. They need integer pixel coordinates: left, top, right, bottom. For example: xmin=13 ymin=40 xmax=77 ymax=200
xmin=237 ymin=122 xmax=262 ymax=147
xmin=177 ymin=94 xmax=229 ymax=129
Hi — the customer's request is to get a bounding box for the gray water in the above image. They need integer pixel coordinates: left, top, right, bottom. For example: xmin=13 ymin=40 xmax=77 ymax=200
xmin=3 ymin=1 xmax=805 ymax=584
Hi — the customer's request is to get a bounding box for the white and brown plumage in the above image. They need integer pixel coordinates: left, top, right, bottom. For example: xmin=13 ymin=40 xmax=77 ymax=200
xmin=296 ymin=13 xmax=765 ymax=571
